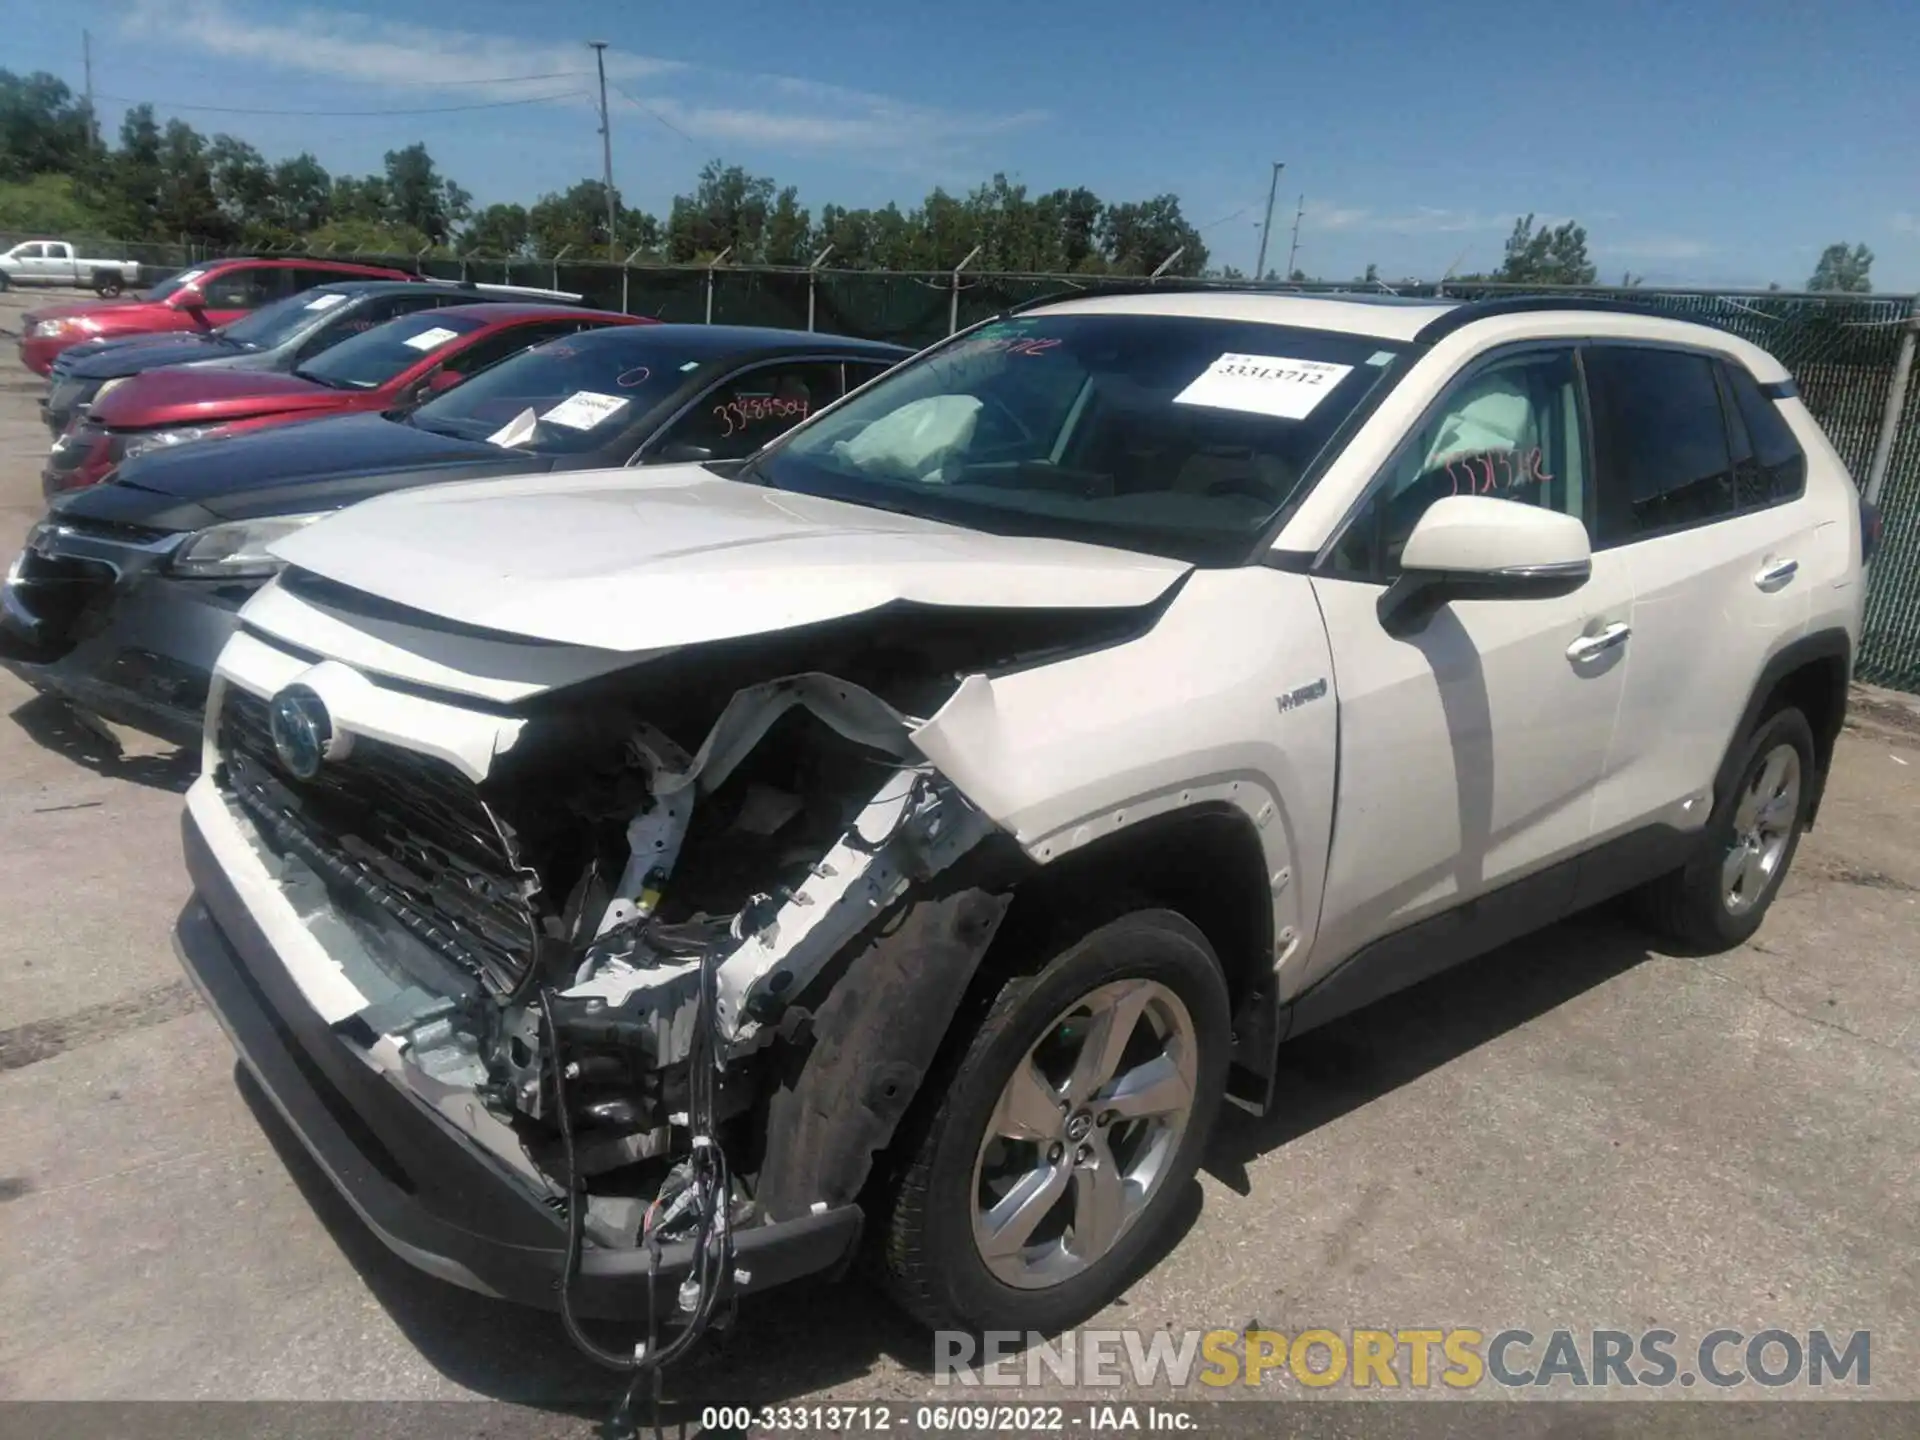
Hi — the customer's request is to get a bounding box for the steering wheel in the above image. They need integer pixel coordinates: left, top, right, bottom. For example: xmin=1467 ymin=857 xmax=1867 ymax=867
xmin=971 ymin=394 xmax=1038 ymax=449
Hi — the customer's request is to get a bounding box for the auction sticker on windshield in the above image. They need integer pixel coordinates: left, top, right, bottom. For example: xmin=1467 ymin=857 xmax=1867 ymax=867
xmin=541 ymin=391 xmax=630 ymax=430
xmin=1174 ymin=353 xmax=1353 ymax=420
xmin=404 ymin=326 xmax=461 ymax=351
xmin=304 ymin=293 xmax=349 ymax=311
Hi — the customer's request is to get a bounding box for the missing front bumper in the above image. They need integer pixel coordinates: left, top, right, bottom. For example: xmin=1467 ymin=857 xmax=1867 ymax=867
xmin=175 ymin=806 xmax=865 ymax=1318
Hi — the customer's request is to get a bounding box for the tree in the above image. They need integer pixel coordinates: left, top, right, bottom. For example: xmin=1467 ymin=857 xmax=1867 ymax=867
xmin=382 ymin=142 xmax=466 ymax=246
xmin=107 ymin=104 xmax=163 ymax=238
xmin=267 ymin=153 xmax=332 ymax=235
xmin=667 ymin=161 xmax=776 ymax=262
xmin=0 ymin=70 xmax=95 ymax=182
xmin=763 ymin=185 xmax=812 ymax=264
xmin=525 ymin=179 xmax=657 ymax=258
xmin=1807 ymin=242 xmax=1873 ymax=293
xmin=330 ymin=173 xmax=390 ymax=225
xmin=207 ymin=135 xmax=274 ymax=236
xmin=1496 ymin=213 xmax=1596 ymax=285
xmin=305 ymin=216 xmax=432 ymax=255
xmin=466 ymin=201 xmax=532 ymax=257
xmin=1097 ymin=194 xmax=1206 ymax=275
xmin=154 ymin=119 xmax=230 ymax=242
xmin=1354 ymin=262 xmax=1380 ymax=286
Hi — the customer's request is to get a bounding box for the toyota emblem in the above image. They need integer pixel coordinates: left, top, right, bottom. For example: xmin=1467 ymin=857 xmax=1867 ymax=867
xmin=268 ymin=684 xmax=332 ymax=780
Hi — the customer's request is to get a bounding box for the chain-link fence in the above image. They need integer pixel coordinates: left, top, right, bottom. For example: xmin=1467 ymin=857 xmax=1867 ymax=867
xmin=7 ymin=230 xmax=1920 ymax=691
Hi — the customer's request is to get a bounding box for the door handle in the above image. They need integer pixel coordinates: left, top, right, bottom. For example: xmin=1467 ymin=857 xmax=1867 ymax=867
xmin=1754 ymin=558 xmax=1799 ymax=589
xmin=1567 ymin=622 xmax=1631 ymax=663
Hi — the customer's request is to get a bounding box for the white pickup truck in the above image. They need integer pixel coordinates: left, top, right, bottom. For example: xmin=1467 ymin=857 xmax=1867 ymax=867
xmin=0 ymin=240 xmax=143 ymax=295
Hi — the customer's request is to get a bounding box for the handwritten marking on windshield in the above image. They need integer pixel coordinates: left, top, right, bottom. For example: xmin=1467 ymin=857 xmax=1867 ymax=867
xmin=952 ymin=335 xmax=1063 ymax=360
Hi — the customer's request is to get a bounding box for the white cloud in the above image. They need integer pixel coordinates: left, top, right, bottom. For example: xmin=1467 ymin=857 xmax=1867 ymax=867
xmin=1606 ymin=237 xmax=1714 ymax=260
xmin=120 ymin=0 xmax=1044 ymax=158
xmin=1301 ymin=202 xmax=1511 ymax=236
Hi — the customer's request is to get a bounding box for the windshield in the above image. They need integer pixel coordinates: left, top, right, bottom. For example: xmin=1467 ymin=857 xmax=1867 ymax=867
xmin=408 ymin=328 xmax=708 ymax=453
xmin=141 ymin=267 xmax=209 ymax=302
xmin=293 ymin=311 xmax=482 ymax=390
xmin=220 ymin=289 xmax=341 ymax=349
xmin=752 ymin=312 xmax=1406 ymax=562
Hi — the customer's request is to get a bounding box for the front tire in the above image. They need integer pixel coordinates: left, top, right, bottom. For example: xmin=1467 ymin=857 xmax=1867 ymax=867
xmin=1632 ymin=706 xmax=1815 ymax=951
xmin=876 ymin=908 xmax=1230 ymax=1334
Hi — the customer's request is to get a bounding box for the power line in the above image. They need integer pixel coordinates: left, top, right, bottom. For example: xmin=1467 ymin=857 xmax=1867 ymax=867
xmin=610 ymin=82 xmax=697 ymax=145
xmin=397 ymin=70 xmax=592 ymax=86
xmin=93 ymin=89 xmax=585 ymax=117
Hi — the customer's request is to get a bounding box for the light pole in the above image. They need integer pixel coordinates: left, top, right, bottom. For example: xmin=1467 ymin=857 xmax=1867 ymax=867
xmin=589 ymin=41 xmax=617 ymax=260
xmin=1254 ymin=161 xmax=1285 ymax=281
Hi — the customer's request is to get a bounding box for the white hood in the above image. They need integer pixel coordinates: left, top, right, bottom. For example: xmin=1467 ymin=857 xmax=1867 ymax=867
xmin=268 ymin=466 xmax=1190 ymax=652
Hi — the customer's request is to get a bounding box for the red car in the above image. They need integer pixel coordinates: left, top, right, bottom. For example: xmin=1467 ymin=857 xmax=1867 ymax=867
xmin=45 ymin=303 xmax=650 ymax=494
xmin=18 ymin=256 xmax=416 ymax=376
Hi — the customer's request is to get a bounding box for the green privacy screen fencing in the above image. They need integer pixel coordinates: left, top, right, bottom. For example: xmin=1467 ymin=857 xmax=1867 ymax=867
xmin=17 ymin=235 xmax=1918 ymax=692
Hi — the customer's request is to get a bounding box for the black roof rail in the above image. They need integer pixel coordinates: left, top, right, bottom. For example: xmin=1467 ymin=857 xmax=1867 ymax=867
xmin=1410 ymin=295 xmax=1679 ymax=345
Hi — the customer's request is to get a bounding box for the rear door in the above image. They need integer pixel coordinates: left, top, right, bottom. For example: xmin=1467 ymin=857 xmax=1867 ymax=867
xmin=198 ymin=263 xmax=285 ymax=323
xmin=1581 ymin=345 xmax=1817 ymax=845
xmin=1305 ymin=343 xmax=1634 ymax=981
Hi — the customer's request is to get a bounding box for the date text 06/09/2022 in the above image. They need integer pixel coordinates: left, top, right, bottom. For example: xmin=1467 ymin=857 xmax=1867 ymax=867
xmin=699 ymin=1404 xmax=1196 ymax=1432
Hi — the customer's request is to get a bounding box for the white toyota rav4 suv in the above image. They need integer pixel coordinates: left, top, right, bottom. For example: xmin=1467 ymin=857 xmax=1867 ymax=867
xmin=173 ymin=292 xmax=1868 ymax=1345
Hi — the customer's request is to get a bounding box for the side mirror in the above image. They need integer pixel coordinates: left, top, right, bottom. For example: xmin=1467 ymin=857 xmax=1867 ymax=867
xmin=1379 ymin=495 xmax=1591 ymax=634
xmin=652 ymin=441 xmax=715 ymax=464
xmin=172 ymin=283 xmax=206 ymax=312
xmin=424 ymin=368 xmax=463 ymax=394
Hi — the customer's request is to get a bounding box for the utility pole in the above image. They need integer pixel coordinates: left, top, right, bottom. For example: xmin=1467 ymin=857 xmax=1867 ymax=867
xmin=1284 ymin=193 xmax=1305 ymax=281
xmin=589 ymin=41 xmax=617 ymax=260
xmin=82 ymin=29 xmax=97 ymax=147
xmin=1253 ymin=161 xmax=1285 ymax=281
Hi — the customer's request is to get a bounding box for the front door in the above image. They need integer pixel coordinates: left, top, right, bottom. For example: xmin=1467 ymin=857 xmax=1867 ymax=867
xmin=1304 ymin=343 xmax=1632 ymax=985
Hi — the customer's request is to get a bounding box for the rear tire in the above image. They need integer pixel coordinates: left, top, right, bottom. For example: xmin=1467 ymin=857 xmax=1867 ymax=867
xmin=1631 ymin=706 xmax=1815 ymax=951
xmin=875 ymin=907 xmax=1230 ymax=1335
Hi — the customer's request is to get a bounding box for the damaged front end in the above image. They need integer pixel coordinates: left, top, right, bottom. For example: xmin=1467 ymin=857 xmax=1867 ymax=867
xmin=198 ymin=599 xmax=1132 ymax=1291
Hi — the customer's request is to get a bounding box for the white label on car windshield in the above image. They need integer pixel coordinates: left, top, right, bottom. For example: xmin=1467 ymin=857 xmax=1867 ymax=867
xmin=305 ymin=293 xmax=349 ymax=312
xmin=540 ymin=390 xmax=630 ymax=430
xmin=1173 ymin=353 xmax=1353 ymax=420
xmin=173 ymin=268 xmax=206 ymax=286
xmin=404 ymin=326 xmax=461 ymax=351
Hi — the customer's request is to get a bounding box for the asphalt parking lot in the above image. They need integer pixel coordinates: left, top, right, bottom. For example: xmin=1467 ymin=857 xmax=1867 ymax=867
xmin=1 ymin=286 xmax=1918 ymax=1419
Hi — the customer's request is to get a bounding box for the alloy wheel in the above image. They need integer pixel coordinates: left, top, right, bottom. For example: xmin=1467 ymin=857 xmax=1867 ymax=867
xmin=1722 ymin=742 xmax=1801 ymax=916
xmin=971 ymin=978 xmax=1198 ymax=1289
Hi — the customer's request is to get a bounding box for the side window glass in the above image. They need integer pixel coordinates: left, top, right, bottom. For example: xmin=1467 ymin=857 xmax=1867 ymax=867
xmin=1331 ymin=348 xmax=1587 ymax=577
xmin=436 ymin=322 xmax=571 ymax=381
xmin=201 ymin=265 xmax=274 ymax=309
xmin=1588 ymin=347 xmax=1735 ymax=544
xmin=657 ymin=362 xmax=844 ymax=460
xmin=1725 ymin=364 xmax=1807 ymax=505
xmin=18 ymin=243 xmax=46 ymax=259
xmin=844 ymin=361 xmax=894 ymax=392
xmin=1719 ymin=368 xmax=1767 ymax=511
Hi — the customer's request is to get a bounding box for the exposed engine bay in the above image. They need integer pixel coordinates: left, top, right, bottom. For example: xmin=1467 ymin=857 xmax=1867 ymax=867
xmin=208 ymin=597 xmax=1157 ymax=1289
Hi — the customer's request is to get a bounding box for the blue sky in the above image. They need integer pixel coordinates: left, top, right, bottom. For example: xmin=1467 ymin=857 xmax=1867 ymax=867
xmin=8 ymin=0 xmax=1919 ymax=289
